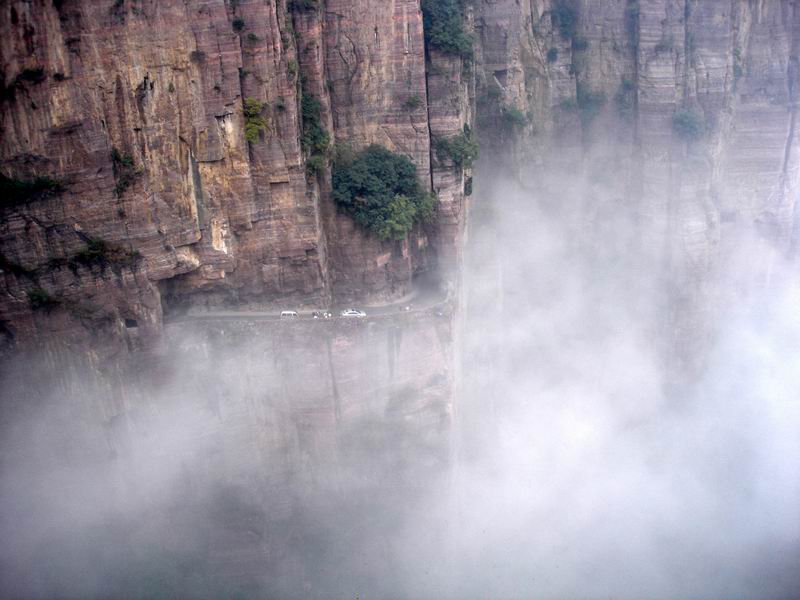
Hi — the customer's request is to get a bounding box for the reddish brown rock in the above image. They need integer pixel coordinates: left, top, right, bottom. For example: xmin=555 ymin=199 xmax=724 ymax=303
xmin=0 ymin=0 xmax=472 ymax=354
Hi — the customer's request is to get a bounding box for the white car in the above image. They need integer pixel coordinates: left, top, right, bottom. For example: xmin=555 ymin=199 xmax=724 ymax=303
xmin=280 ymin=310 xmax=299 ymax=318
xmin=340 ymin=308 xmax=366 ymax=318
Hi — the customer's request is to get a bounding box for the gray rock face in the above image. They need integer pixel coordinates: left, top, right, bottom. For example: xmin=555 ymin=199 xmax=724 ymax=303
xmin=472 ymin=0 xmax=799 ymax=373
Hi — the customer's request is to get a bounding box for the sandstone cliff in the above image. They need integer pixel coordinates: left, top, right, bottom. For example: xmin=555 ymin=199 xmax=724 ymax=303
xmin=0 ymin=0 xmax=473 ymax=356
xmin=1 ymin=1 xmax=799 ymax=596
xmin=471 ymin=0 xmax=799 ymax=373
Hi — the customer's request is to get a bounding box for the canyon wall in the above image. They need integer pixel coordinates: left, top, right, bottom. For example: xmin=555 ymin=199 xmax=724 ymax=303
xmin=0 ymin=3 xmax=469 ymax=595
xmin=0 ymin=309 xmax=455 ymax=597
xmin=472 ymin=0 xmax=799 ymax=374
xmin=0 ymin=0 xmax=473 ymax=356
xmin=1 ymin=0 xmax=799 ymax=596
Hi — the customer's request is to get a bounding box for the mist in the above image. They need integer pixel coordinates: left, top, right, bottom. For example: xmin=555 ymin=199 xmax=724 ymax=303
xmin=445 ymin=163 xmax=800 ymax=599
xmin=2 ymin=156 xmax=800 ymax=599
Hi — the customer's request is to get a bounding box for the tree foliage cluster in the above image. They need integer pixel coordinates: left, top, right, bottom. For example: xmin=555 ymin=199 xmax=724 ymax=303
xmin=28 ymin=287 xmax=58 ymax=311
xmin=0 ymin=173 xmax=63 ymax=209
xmin=501 ymin=105 xmax=528 ymax=130
xmin=71 ymin=239 xmax=142 ymax=270
xmin=421 ymin=0 xmax=473 ymax=60
xmin=243 ymin=97 xmax=268 ymax=144
xmin=552 ymin=0 xmax=578 ymax=39
xmin=111 ymin=147 xmax=139 ymax=195
xmin=300 ymin=93 xmax=329 ymax=156
xmin=672 ymin=109 xmax=705 ymax=140
xmin=301 ymin=89 xmax=330 ymax=176
xmin=434 ymin=126 xmax=480 ymax=170
xmin=287 ymin=0 xmax=318 ymax=10
xmin=332 ymin=145 xmax=435 ymax=241
xmin=576 ymin=83 xmax=607 ymax=124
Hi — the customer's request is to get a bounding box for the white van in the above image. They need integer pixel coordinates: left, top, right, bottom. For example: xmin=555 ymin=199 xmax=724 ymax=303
xmin=280 ymin=310 xmax=299 ymax=318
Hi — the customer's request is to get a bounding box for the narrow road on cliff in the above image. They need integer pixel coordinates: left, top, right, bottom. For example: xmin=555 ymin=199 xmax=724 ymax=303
xmin=166 ymin=284 xmax=450 ymax=323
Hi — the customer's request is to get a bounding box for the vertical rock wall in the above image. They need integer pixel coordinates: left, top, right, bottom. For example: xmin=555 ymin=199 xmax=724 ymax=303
xmin=472 ymin=0 xmax=799 ymax=374
xmin=0 ymin=0 xmax=473 ymax=354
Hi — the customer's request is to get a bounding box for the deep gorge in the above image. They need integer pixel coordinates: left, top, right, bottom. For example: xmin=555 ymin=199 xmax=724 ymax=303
xmin=1 ymin=1 xmax=799 ymax=598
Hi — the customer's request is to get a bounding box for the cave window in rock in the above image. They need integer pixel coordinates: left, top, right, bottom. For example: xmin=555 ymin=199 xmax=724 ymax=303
xmin=124 ymin=318 xmax=138 ymax=329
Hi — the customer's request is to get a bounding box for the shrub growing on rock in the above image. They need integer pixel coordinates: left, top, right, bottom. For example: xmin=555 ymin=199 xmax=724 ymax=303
xmin=615 ymin=77 xmax=635 ymax=116
xmin=672 ymin=109 xmax=704 ymax=140
xmin=288 ymin=0 xmax=318 ymax=10
xmin=28 ymin=288 xmax=58 ymax=311
xmin=421 ymin=0 xmax=473 ymax=60
xmin=403 ymin=95 xmax=423 ymax=111
xmin=572 ymin=36 xmax=589 ymax=51
xmin=576 ymin=84 xmax=606 ymax=124
xmin=434 ymin=126 xmax=479 ymax=169
xmin=299 ymin=86 xmax=330 ymax=178
xmin=552 ymin=0 xmax=578 ymax=39
xmin=305 ymin=154 xmax=326 ymax=178
xmin=332 ymin=145 xmax=435 ymax=241
xmin=0 ymin=173 xmax=63 ymax=208
xmin=243 ymin=97 xmax=268 ymax=144
xmin=501 ymin=105 xmax=528 ymax=130
xmin=301 ymin=92 xmax=330 ymax=156
xmin=111 ymin=147 xmax=138 ymax=194
xmin=17 ymin=68 xmax=46 ymax=84
xmin=70 ymin=238 xmax=142 ymax=270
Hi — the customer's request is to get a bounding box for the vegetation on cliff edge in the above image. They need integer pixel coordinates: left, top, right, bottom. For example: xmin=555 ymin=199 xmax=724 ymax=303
xmin=243 ymin=97 xmax=268 ymax=144
xmin=0 ymin=173 xmax=64 ymax=208
xmin=434 ymin=125 xmax=480 ymax=169
xmin=70 ymin=238 xmax=143 ymax=271
xmin=421 ymin=0 xmax=473 ymax=60
xmin=111 ymin=148 xmax=140 ymax=195
xmin=552 ymin=0 xmax=578 ymax=39
xmin=332 ymin=145 xmax=435 ymax=241
xmin=287 ymin=0 xmax=319 ymax=10
xmin=672 ymin=109 xmax=705 ymax=140
xmin=28 ymin=288 xmax=59 ymax=311
xmin=301 ymin=87 xmax=330 ymax=177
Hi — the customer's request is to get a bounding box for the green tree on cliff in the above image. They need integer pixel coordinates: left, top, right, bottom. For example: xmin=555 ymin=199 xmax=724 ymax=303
xmin=421 ymin=0 xmax=473 ymax=60
xmin=332 ymin=145 xmax=436 ymax=241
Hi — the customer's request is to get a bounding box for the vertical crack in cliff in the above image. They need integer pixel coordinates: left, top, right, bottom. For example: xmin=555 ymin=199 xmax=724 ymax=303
xmin=189 ymin=150 xmax=205 ymax=229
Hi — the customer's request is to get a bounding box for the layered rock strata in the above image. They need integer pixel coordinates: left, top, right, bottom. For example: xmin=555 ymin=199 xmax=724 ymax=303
xmin=472 ymin=0 xmax=799 ymax=374
xmin=0 ymin=0 xmax=473 ymax=355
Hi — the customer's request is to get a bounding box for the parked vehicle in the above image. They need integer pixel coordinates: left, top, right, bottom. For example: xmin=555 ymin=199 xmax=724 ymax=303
xmin=280 ymin=310 xmax=299 ymax=318
xmin=340 ymin=308 xmax=366 ymax=318
xmin=312 ymin=311 xmax=321 ymax=319
xmin=323 ymin=312 xmax=332 ymax=319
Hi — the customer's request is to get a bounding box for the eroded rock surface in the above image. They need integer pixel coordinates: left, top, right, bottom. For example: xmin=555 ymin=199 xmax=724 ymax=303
xmin=0 ymin=0 xmax=472 ymax=355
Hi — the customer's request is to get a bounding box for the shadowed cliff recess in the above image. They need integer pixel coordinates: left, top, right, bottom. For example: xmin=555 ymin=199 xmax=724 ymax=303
xmin=1 ymin=1 xmax=800 ymax=599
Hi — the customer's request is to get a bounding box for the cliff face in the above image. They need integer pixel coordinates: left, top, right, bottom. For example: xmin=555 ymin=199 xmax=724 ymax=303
xmin=0 ymin=4 xmax=469 ymax=594
xmin=0 ymin=309 xmax=455 ymax=597
xmin=0 ymin=0 xmax=472 ymax=355
xmin=472 ymin=0 xmax=799 ymax=373
xmin=1 ymin=1 xmax=799 ymax=596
